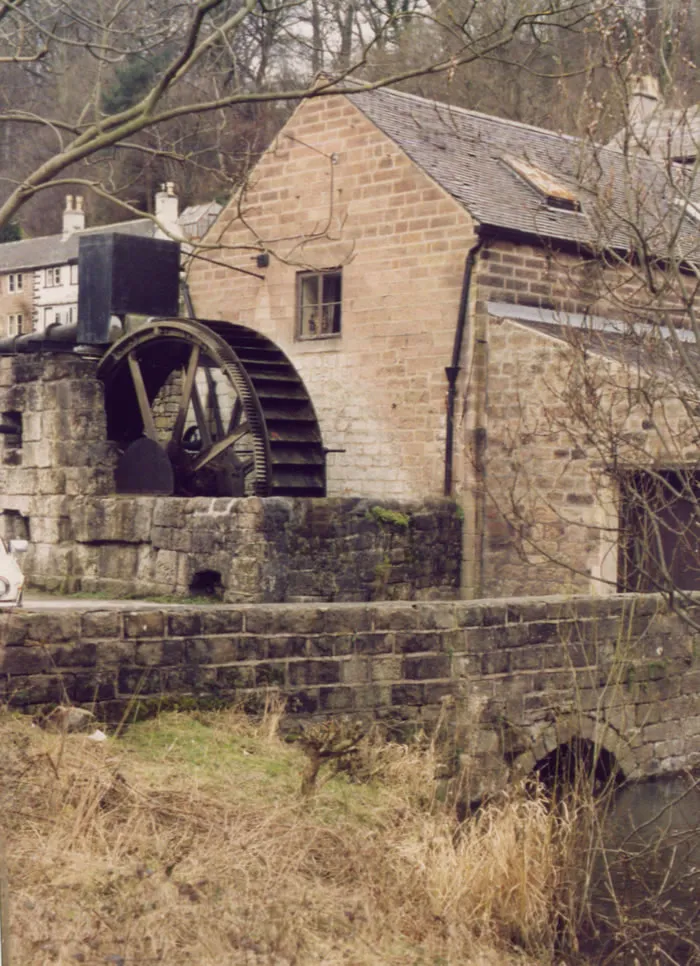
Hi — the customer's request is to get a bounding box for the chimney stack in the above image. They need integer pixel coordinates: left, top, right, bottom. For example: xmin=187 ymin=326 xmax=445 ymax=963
xmin=62 ymin=194 xmax=86 ymax=239
xmin=154 ymin=182 xmax=180 ymax=239
xmin=628 ymin=74 xmax=661 ymax=126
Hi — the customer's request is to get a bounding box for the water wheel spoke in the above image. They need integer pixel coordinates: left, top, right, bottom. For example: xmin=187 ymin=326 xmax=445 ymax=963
xmin=228 ymin=397 xmax=242 ymax=434
xmin=171 ymin=346 xmax=200 ymax=445
xmin=193 ymin=423 xmax=251 ymax=472
xmin=191 ymin=380 xmax=213 ymax=450
xmin=205 ymin=367 xmax=225 ymax=440
xmin=127 ymin=351 xmax=157 ymax=441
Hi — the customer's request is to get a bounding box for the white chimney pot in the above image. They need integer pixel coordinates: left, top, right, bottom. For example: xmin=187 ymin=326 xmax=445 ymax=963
xmin=62 ymin=193 xmax=85 ymax=238
xmin=155 ymin=183 xmax=180 ymax=239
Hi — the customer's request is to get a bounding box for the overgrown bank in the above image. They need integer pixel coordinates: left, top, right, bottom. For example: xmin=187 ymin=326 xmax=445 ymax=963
xmin=0 ymin=708 xmax=594 ymax=966
xmin=1 ymin=707 xmax=697 ymax=965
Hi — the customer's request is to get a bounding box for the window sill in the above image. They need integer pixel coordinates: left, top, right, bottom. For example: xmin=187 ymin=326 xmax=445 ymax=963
xmin=294 ymin=336 xmax=342 ymax=354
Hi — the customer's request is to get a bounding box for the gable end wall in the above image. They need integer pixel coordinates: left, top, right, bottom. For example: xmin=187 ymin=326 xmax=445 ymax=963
xmin=188 ymin=94 xmax=476 ymax=500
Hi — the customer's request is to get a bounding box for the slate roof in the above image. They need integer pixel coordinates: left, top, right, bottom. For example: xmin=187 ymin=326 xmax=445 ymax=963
xmin=608 ymin=105 xmax=700 ymax=162
xmin=0 ymin=218 xmax=156 ymax=273
xmin=348 ymin=86 xmax=700 ymax=257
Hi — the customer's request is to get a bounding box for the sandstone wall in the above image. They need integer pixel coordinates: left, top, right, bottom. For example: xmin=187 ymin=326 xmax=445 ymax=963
xmin=187 ymin=94 xmax=476 ymax=501
xmin=462 ymin=237 xmax=700 ymax=600
xmin=23 ymin=495 xmax=462 ymax=603
xmin=0 ymin=353 xmax=460 ymax=603
xmin=2 ymin=594 xmax=699 ymax=779
xmin=0 ymin=354 xmax=116 ymax=510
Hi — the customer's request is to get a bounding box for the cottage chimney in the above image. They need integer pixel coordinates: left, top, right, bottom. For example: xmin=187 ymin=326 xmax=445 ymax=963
xmin=154 ymin=182 xmax=180 ymax=239
xmin=62 ymin=194 xmax=86 ymax=239
xmin=628 ymin=74 xmax=661 ymax=125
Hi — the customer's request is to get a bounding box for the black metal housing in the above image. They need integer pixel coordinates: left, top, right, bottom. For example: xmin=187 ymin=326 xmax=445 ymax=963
xmin=77 ymin=233 xmax=180 ymax=344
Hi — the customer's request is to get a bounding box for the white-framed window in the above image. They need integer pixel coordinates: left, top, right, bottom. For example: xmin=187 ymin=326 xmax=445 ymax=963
xmin=51 ymin=307 xmax=74 ymax=325
xmin=44 ymin=267 xmax=62 ymax=287
xmin=70 ymin=264 xmax=78 ymax=285
xmin=7 ymin=314 xmax=22 ymax=336
xmin=43 ymin=307 xmax=54 ymax=328
xmin=297 ymin=269 xmax=342 ymax=340
xmin=7 ymin=273 xmax=22 ymax=293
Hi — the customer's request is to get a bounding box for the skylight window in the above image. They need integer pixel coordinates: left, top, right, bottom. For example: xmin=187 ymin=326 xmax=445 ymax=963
xmin=503 ymin=155 xmax=582 ymax=212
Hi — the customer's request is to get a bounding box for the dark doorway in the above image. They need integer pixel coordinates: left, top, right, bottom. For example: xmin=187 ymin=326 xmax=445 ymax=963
xmin=189 ymin=569 xmax=224 ymax=599
xmin=618 ymin=468 xmax=700 ymax=592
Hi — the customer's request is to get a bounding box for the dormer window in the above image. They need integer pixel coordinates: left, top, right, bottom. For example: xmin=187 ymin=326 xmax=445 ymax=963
xmin=503 ymin=155 xmax=582 ymax=212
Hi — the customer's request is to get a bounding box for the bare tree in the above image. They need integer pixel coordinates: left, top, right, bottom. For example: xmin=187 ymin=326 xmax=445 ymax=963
xmin=0 ymin=0 xmax=607 ymax=232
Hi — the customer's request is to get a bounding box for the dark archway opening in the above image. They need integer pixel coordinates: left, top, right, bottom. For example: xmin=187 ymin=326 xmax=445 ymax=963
xmin=534 ymin=737 xmax=624 ymax=797
xmin=189 ymin=569 xmax=224 ymax=599
xmin=1 ymin=509 xmax=30 ymax=541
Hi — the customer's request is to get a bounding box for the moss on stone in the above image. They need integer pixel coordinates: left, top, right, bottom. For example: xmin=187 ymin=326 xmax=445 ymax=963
xmin=368 ymin=506 xmax=411 ymax=529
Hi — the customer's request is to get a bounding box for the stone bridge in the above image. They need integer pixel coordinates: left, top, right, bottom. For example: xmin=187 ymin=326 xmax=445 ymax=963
xmin=2 ymin=593 xmax=699 ymax=782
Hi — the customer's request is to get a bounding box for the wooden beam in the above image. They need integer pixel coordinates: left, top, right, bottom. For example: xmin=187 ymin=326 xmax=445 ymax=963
xmin=193 ymin=423 xmax=250 ymax=471
xmin=171 ymin=345 xmax=200 ymax=444
xmin=128 ymin=352 xmax=157 ymax=441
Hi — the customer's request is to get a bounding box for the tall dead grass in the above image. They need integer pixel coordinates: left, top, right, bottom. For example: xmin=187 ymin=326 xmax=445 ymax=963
xmin=0 ymin=709 xmax=595 ymax=965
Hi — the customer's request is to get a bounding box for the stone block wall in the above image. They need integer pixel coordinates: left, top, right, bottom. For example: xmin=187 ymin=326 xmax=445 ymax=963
xmin=187 ymin=94 xmax=476 ymax=501
xmin=1 ymin=594 xmax=699 ymax=779
xmin=463 ymin=236 xmax=700 ymax=600
xmin=23 ymin=495 xmax=462 ymax=603
xmin=0 ymin=354 xmax=116 ymax=516
xmin=0 ymin=352 xmax=461 ymax=603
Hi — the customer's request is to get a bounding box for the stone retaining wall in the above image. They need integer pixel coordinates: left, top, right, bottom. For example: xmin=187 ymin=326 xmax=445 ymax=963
xmin=0 ymin=353 xmax=462 ymax=604
xmin=22 ymin=496 xmax=461 ymax=603
xmin=3 ymin=593 xmax=700 ymax=778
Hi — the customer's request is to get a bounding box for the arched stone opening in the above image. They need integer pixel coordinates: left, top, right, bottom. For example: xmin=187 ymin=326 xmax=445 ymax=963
xmin=534 ymin=737 xmax=624 ymax=795
xmin=189 ymin=569 xmax=224 ymax=599
xmin=512 ymin=715 xmax=642 ymax=790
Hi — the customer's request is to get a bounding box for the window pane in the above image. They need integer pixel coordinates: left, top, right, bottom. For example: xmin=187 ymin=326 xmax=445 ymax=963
xmin=299 ymin=276 xmax=319 ymax=337
xmin=301 ymin=303 xmax=319 ymax=336
xmin=300 ymin=275 xmax=318 ymax=310
xmin=321 ymin=303 xmax=342 ymax=334
xmin=323 ymin=273 xmax=341 ymax=304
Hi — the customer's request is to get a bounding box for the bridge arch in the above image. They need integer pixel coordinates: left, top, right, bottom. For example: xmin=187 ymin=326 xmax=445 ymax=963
xmin=511 ymin=715 xmax=642 ymax=786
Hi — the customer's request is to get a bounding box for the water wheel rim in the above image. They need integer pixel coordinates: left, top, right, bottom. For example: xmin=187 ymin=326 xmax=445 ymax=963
xmin=98 ymin=318 xmax=271 ymax=496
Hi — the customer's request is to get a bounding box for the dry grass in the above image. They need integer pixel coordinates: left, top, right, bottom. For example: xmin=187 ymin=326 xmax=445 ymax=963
xmin=0 ymin=708 xmax=593 ymax=966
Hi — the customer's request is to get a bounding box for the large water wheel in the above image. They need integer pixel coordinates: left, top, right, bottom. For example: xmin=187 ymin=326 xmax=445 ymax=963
xmin=97 ymin=318 xmax=326 ymax=497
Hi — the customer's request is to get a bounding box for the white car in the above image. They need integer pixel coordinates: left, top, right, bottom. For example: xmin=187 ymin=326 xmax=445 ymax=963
xmin=0 ymin=538 xmax=27 ymax=607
